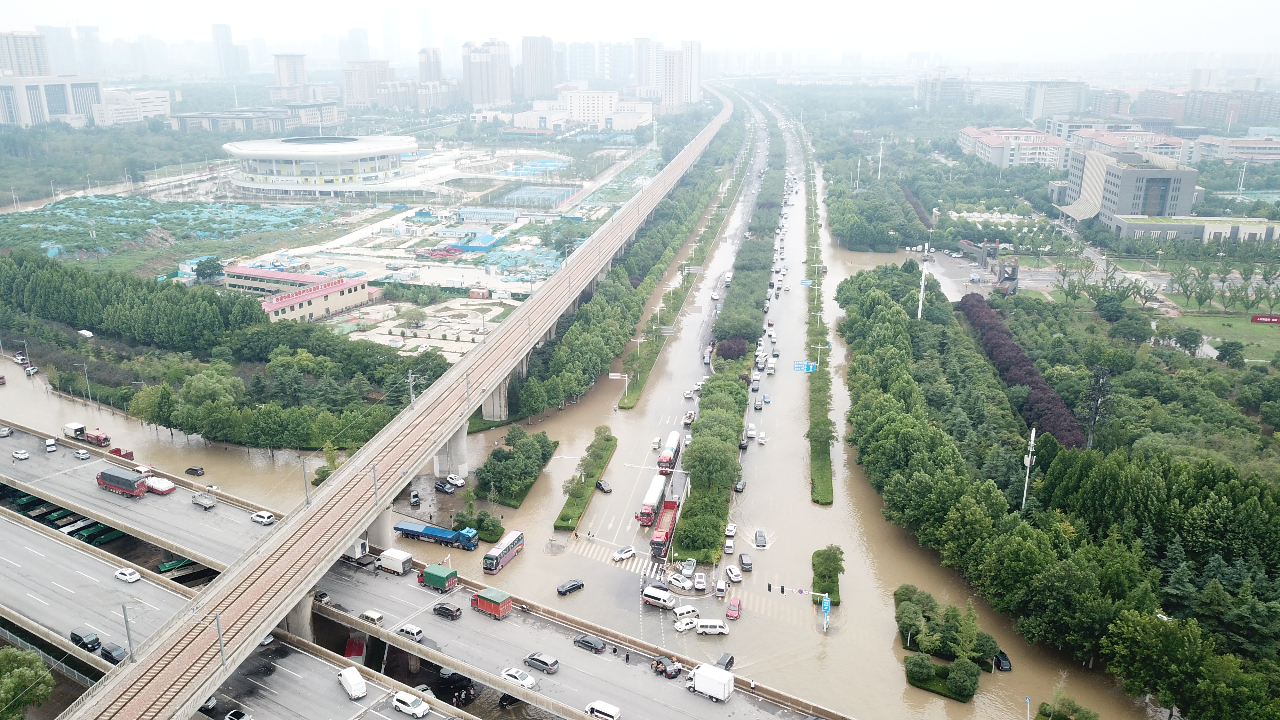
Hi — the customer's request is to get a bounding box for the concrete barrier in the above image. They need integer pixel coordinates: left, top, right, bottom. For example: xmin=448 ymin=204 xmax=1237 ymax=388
xmin=0 ymin=601 xmax=113 ymax=674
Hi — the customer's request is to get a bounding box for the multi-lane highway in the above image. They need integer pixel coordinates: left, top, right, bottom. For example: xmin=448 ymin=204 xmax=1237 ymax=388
xmin=0 ymin=428 xmax=272 ymax=569
xmin=65 ymin=89 xmax=734 ymax=720
xmin=316 ymin=561 xmax=794 ymax=720
xmin=0 ymin=515 xmax=188 ymax=655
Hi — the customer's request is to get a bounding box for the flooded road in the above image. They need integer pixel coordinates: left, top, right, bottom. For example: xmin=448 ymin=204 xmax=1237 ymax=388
xmin=0 ymin=377 xmax=311 ymax=514
xmin=0 ymin=108 xmax=1150 ymax=719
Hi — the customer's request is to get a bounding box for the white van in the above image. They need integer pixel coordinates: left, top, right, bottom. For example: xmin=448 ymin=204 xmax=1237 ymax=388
xmin=45 ymin=439 xmax=57 ymax=453
xmin=357 ymin=610 xmax=384 ymax=627
xmin=641 ymin=586 xmax=676 ymax=610
xmin=338 ymin=667 xmax=368 ymax=699
xmin=397 ymin=624 xmax=423 ymax=643
xmin=696 ymin=619 xmax=730 ymax=636
xmin=746 ymin=424 xmax=757 ymax=439
xmin=672 ymin=605 xmax=699 ymax=622
xmin=586 ymin=700 xmax=622 ymax=720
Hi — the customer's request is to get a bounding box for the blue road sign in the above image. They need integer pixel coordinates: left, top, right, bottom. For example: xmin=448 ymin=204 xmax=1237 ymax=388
xmin=792 ymin=361 xmax=806 ymax=371
xmin=822 ymin=597 xmax=831 ymax=613
xmin=805 ymin=362 xmax=818 ymax=372
xmin=800 ymin=279 xmax=813 ymax=286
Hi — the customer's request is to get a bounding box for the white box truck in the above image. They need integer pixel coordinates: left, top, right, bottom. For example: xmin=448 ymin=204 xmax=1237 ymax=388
xmin=342 ymin=538 xmax=370 ymax=561
xmin=377 ymin=548 xmax=413 ymax=575
xmin=685 ymin=663 xmax=734 ymax=702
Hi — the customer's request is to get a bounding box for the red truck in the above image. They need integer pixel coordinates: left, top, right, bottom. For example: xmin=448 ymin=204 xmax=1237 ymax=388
xmin=62 ymin=423 xmax=111 ymax=447
xmin=97 ymin=469 xmax=146 ymax=498
xmin=470 ymin=588 xmax=512 ymax=619
xmin=650 ymin=499 xmax=680 ymax=559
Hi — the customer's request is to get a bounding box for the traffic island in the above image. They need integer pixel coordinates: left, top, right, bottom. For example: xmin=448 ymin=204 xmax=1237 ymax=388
xmin=554 ymin=426 xmax=617 ymax=531
xmin=895 ymin=584 xmax=997 ymax=702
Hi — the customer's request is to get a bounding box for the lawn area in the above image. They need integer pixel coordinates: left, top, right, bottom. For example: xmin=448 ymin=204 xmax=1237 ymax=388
xmin=1178 ymin=313 xmax=1280 ymax=362
xmin=1113 ymin=258 xmax=1150 ymax=271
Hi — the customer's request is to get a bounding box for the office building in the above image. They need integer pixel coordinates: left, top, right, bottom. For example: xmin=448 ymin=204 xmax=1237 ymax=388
xmin=169 ymin=108 xmax=297 ymax=132
xmin=660 ymin=50 xmax=685 ymax=113
xmin=597 ymin=42 xmax=632 ymax=84
xmin=967 ymin=80 xmax=1087 ymax=120
xmin=1090 ymin=90 xmax=1131 ymax=115
xmin=522 ymin=37 xmax=554 ymax=99
xmin=682 ymin=41 xmax=701 ymax=103
xmin=554 ymin=42 xmax=567 ymax=83
xmin=514 ymin=90 xmax=652 ymax=132
xmin=269 ymin=54 xmax=308 ymax=103
xmin=958 ymin=127 xmax=1067 ymax=170
xmin=0 ymin=32 xmax=52 ymax=77
xmin=1071 ymin=129 xmax=1189 ymax=163
xmin=224 ymin=267 xmax=378 ymax=323
xmin=0 ymin=75 xmax=101 ymax=127
xmin=1059 ymin=149 xmax=1198 ymax=232
xmin=343 ymin=60 xmax=392 ymax=107
xmin=419 ymin=48 xmax=442 ymax=83
xmin=567 ymin=42 xmax=595 ymax=81
xmin=1044 ymin=117 xmax=1144 ymax=140
xmin=916 ymin=73 xmax=965 ymax=112
xmin=461 ymin=40 xmax=512 ymax=109
xmin=286 ymin=101 xmax=345 ymax=128
xmin=91 ymin=89 xmax=170 ymax=126
xmin=1111 ymin=215 xmax=1280 ymax=242
xmin=1191 ymin=135 xmax=1280 ymax=163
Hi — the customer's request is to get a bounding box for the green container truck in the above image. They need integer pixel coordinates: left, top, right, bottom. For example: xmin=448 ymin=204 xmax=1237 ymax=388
xmin=417 ymin=564 xmax=458 ymax=593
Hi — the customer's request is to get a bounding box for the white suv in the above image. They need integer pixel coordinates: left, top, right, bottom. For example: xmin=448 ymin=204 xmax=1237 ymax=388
xmin=392 ymin=692 xmax=430 ymax=718
xmin=446 ymin=474 xmax=465 ymax=487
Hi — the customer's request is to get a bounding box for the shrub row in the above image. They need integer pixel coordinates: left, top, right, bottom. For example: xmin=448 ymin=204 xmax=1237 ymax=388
xmin=555 ymin=426 xmax=617 ymax=531
xmin=958 ymin=293 xmax=1084 ymax=448
xmin=671 ymin=367 xmax=748 ymax=563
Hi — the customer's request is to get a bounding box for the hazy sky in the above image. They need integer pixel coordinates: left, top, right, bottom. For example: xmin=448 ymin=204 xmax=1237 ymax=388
xmin=7 ymin=0 xmax=1276 ymax=61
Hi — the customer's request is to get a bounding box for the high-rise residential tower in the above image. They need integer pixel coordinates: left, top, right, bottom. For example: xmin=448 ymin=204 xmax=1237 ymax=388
xmin=462 ymin=40 xmax=511 ymax=108
xmin=522 ymin=36 xmax=554 ymax=99
xmin=418 ymin=48 xmax=442 ymax=83
xmin=0 ymin=32 xmax=52 ymax=77
xmin=567 ymin=42 xmax=596 ymax=81
xmin=682 ymin=41 xmax=701 ymax=103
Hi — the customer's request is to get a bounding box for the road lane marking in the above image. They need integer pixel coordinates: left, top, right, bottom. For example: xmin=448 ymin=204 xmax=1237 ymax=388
xmin=140 ymin=601 xmax=161 ymax=611
xmin=75 ymin=571 xmax=99 ymax=582
xmin=0 ymin=556 xmax=20 ymax=567
xmin=83 ymin=623 xmax=108 ymax=636
xmin=23 ymin=546 xmax=44 ymax=557
xmin=245 ymin=677 xmax=277 ymax=694
xmin=25 ymin=593 xmax=48 ymax=605
xmin=270 ymin=662 xmax=302 ymax=678
xmin=50 ymin=582 xmax=74 ymax=594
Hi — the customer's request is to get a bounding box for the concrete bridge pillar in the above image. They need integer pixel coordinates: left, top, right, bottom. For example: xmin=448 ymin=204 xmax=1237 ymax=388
xmin=448 ymin=424 xmax=468 ymax=477
xmin=481 ymin=379 xmax=509 ymax=422
xmin=368 ymin=507 xmax=396 ymax=551
xmin=280 ymin=595 xmax=314 ymax=642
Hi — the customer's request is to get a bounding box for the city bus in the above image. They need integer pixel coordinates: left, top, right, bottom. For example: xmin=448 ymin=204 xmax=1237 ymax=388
xmin=657 ymin=431 xmax=682 ymax=475
xmin=635 ymin=475 xmax=667 ymax=526
xmin=483 ymin=531 xmax=525 ymax=574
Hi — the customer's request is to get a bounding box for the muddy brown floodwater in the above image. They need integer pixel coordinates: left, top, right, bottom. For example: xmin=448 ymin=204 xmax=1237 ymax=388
xmin=0 ymin=116 xmax=1154 ymax=720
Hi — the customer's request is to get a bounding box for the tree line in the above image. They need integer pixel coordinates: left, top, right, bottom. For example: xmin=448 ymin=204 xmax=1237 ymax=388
xmin=673 ymin=370 xmax=748 ymax=559
xmin=476 ymin=425 xmax=556 ymax=507
xmin=512 ymin=105 xmax=744 ymax=419
xmin=837 ymin=261 xmax=1280 ymax=720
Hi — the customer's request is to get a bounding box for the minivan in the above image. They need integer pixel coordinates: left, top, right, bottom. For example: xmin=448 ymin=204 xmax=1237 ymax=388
xmin=746 ymin=424 xmax=757 ymax=439
xmin=672 ymin=605 xmax=699 ymax=622
xmin=100 ymin=642 xmax=127 ymax=664
xmin=585 ymin=700 xmax=622 ymax=720
xmin=397 ymin=624 xmax=423 ymax=643
xmin=641 ymin=586 xmax=676 ymax=610
xmin=696 ymin=619 xmax=730 ymax=636
xmin=357 ymin=610 xmax=384 ymax=627
xmin=45 ymin=439 xmax=57 ymax=452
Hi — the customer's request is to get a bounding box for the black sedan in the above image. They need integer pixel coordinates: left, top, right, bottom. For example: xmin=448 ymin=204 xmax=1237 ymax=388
xmin=573 ymin=634 xmax=605 ymax=653
xmin=185 ymin=466 xmax=205 ymax=476
xmin=734 ymin=480 xmax=746 ymax=493
xmin=595 ymin=480 xmax=612 ymax=493
xmin=434 ymin=480 xmax=455 ymax=494
xmin=433 ymin=603 xmax=462 ymax=620
xmin=652 ymin=656 xmax=681 ymax=678
xmin=557 ymin=579 xmax=585 ymax=596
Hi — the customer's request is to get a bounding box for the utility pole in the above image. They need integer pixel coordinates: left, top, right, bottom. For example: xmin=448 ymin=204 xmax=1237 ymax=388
xmin=917 ymin=243 xmax=929 ymax=320
xmin=122 ymin=605 xmax=136 ymax=662
xmin=407 ymin=370 xmax=416 ymax=403
xmin=372 ymin=463 xmax=380 ymax=502
xmin=1021 ymin=427 xmax=1037 ymax=513
xmin=877 ymin=139 xmax=883 ymax=180
xmin=302 ymin=460 xmax=311 ymax=506
xmin=74 ymin=363 xmax=92 ymax=404
xmin=214 ymin=613 xmax=227 ymax=667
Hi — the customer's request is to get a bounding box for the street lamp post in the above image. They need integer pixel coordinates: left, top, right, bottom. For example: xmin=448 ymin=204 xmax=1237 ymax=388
xmin=73 ymin=363 xmax=92 ymax=404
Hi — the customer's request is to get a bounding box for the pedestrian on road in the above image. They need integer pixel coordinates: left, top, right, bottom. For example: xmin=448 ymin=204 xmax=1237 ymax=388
xmin=625 ymin=652 xmax=630 ymax=664
xmin=750 ymin=680 xmax=756 ymax=690
xmin=612 ymin=646 xmax=617 ymax=655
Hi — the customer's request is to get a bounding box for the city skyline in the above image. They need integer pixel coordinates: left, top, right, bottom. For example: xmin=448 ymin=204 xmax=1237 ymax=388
xmin=6 ymin=0 xmax=1278 ymax=64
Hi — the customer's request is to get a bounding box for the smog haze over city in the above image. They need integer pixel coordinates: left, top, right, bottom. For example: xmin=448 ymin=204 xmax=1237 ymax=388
xmin=2 ymin=3 xmax=1280 ymax=720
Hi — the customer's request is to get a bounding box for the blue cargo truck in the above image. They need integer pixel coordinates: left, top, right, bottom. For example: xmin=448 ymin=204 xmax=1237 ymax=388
xmin=394 ymin=522 xmax=479 ymax=551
